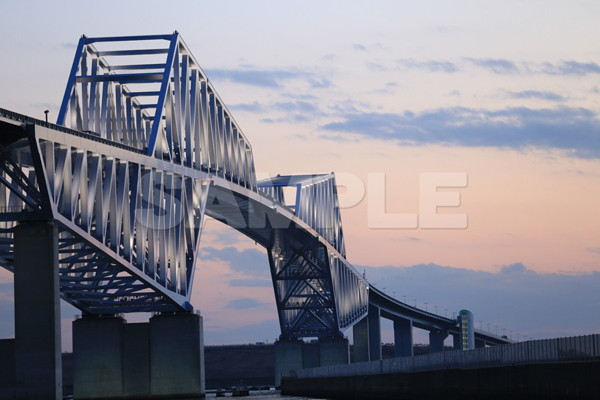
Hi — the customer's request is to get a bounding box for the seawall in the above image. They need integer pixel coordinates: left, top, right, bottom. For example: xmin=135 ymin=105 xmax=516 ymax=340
xmin=283 ymin=361 xmax=600 ymax=399
xmin=282 ymin=334 xmax=600 ymax=399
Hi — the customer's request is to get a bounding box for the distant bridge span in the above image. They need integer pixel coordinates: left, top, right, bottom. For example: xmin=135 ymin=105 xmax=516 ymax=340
xmin=0 ymin=33 xmax=509 ymax=347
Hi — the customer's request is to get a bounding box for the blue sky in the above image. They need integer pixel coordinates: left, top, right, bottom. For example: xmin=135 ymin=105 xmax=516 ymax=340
xmin=0 ymin=1 xmax=599 ymax=347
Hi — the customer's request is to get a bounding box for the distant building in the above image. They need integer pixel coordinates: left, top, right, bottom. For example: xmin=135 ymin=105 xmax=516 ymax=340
xmin=458 ymin=309 xmax=475 ymax=350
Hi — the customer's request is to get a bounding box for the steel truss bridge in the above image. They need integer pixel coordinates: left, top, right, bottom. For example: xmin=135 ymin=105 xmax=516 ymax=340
xmin=0 ymin=33 xmax=508 ymax=345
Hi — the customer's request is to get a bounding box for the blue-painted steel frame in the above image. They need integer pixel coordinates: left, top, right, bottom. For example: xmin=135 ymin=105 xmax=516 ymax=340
xmin=147 ymin=33 xmax=178 ymax=156
xmin=57 ymin=36 xmax=87 ymax=126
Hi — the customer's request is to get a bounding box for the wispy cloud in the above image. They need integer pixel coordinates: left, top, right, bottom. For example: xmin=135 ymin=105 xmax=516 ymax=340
xmin=206 ymin=68 xmax=311 ymax=88
xmin=322 ymin=106 xmax=600 ymax=158
xmin=541 ymin=61 xmax=600 ymax=76
xmin=398 ymin=58 xmax=460 ymax=73
xmin=226 ymin=298 xmax=267 ymax=310
xmin=465 ymin=58 xmax=520 ymax=74
xmin=393 ymin=57 xmax=600 ymax=77
xmin=282 ymin=92 xmax=318 ymax=101
xmin=273 ymin=100 xmax=319 ymax=113
xmin=230 ymin=101 xmax=266 ymax=113
xmin=200 ymin=247 xmax=268 ymax=278
xmin=309 ymin=78 xmax=333 ymax=89
xmin=352 ymin=44 xmax=368 ymax=52
xmin=390 ymin=236 xmax=422 ymax=242
xmin=506 ymin=90 xmax=566 ymax=102
xmin=367 ymin=62 xmax=388 ymax=72
xmin=261 ymin=114 xmax=312 ymax=124
xmin=60 ymin=42 xmax=77 ymax=50
xmin=229 ymin=279 xmax=272 ymax=288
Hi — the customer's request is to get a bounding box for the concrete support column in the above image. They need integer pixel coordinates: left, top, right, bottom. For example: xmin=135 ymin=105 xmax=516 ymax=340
xmin=319 ymin=337 xmax=349 ymax=366
xmin=452 ymin=333 xmax=461 ymax=350
xmin=73 ymin=315 xmax=125 ymax=400
xmin=149 ymin=312 xmax=205 ymax=398
xmin=302 ymin=342 xmax=320 ymax=368
xmin=74 ymin=312 xmax=205 ymax=399
xmin=429 ymin=330 xmax=448 ymax=353
xmin=368 ymin=305 xmax=382 ymax=361
xmin=352 ymin=317 xmax=369 ymax=363
xmin=393 ymin=318 xmax=413 ymax=357
xmin=14 ymin=221 xmax=62 ymax=400
xmin=274 ymin=339 xmax=303 ymax=387
xmin=123 ymin=323 xmax=150 ymax=398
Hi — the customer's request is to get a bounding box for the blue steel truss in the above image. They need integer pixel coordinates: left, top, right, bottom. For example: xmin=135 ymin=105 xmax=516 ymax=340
xmin=0 ymin=34 xmax=369 ymax=338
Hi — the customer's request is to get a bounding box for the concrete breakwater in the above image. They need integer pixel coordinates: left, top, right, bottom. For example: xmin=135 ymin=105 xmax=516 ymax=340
xmin=283 ymin=361 xmax=600 ymax=400
xmin=283 ymin=334 xmax=600 ymax=399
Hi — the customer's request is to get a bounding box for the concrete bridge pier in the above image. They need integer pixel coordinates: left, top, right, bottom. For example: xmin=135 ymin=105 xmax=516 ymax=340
xmin=318 ymin=337 xmax=350 ymax=366
xmin=353 ymin=307 xmax=415 ymax=361
xmin=73 ymin=312 xmax=204 ymax=399
xmin=274 ymin=339 xmax=303 ymax=386
xmin=351 ymin=304 xmax=382 ymax=362
xmin=452 ymin=333 xmax=462 ymax=350
xmin=4 ymin=221 xmax=63 ymax=400
xmin=367 ymin=305 xmax=382 ymax=361
xmin=352 ymin=317 xmax=370 ymax=362
xmin=429 ymin=329 xmax=448 ymax=353
xmin=274 ymin=337 xmax=349 ymax=386
xmin=393 ymin=318 xmax=413 ymax=357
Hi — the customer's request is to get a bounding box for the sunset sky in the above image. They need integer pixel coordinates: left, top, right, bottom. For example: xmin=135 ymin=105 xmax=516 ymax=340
xmin=0 ymin=1 xmax=599 ymax=349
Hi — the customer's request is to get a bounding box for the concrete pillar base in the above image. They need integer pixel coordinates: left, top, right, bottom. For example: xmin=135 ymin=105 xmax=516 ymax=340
xmin=393 ymin=318 xmax=413 ymax=357
xmin=352 ymin=317 xmax=370 ymax=363
xmin=429 ymin=330 xmax=449 ymax=353
xmin=274 ymin=339 xmax=303 ymax=387
xmin=73 ymin=316 xmax=125 ymax=400
xmin=319 ymin=337 xmax=349 ymax=366
xmin=302 ymin=342 xmax=320 ymax=368
xmin=150 ymin=312 xmax=205 ymax=397
xmin=452 ymin=333 xmax=462 ymax=350
xmin=14 ymin=221 xmax=62 ymax=400
xmin=275 ymin=338 xmax=350 ymax=386
xmin=73 ymin=312 xmax=205 ymax=399
xmin=368 ymin=305 xmax=382 ymax=361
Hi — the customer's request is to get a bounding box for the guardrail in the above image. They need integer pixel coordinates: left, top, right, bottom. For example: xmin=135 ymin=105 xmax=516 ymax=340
xmin=296 ymin=334 xmax=600 ymax=378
